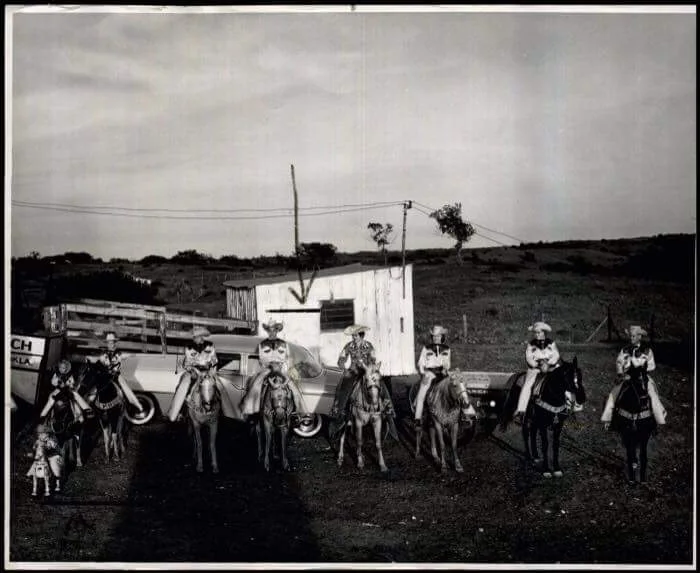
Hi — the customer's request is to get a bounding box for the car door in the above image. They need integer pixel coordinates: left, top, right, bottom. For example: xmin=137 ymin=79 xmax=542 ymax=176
xmin=215 ymin=352 xmax=248 ymax=419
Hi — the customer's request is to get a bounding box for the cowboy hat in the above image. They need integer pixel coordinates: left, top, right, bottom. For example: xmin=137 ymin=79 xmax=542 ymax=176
xmin=429 ymin=325 xmax=447 ymax=336
xmin=528 ymin=321 xmax=552 ymax=333
xmin=343 ymin=324 xmax=370 ymax=336
xmin=192 ymin=326 xmax=211 ymax=338
xmin=261 ymin=318 xmax=284 ymax=333
xmin=104 ymin=331 xmax=119 ymax=342
xmin=625 ymin=325 xmax=648 ymax=337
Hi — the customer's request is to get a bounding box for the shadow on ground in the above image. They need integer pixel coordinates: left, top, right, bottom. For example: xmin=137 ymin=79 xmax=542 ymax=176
xmin=97 ymin=418 xmax=319 ymax=562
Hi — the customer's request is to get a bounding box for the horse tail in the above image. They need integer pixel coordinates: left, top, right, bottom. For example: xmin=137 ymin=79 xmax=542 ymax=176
xmin=499 ymin=372 xmax=523 ymax=432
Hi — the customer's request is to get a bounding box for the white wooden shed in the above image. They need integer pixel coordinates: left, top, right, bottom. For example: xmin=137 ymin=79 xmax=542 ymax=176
xmin=223 ymin=263 xmax=416 ymax=376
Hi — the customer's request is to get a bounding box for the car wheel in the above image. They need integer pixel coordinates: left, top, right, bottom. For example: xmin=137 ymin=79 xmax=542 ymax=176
xmin=292 ymin=413 xmax=323 ymax=438
xmin=124 ymin=393 xmax=157 ymax=426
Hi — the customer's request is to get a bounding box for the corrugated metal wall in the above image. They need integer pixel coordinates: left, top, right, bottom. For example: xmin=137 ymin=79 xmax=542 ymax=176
xmin=246 ymin=266 xmax=415 ymax=376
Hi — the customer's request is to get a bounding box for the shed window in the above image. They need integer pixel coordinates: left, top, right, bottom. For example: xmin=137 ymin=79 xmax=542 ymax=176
xmin=320 ymin=299 xmax=355 ymax=332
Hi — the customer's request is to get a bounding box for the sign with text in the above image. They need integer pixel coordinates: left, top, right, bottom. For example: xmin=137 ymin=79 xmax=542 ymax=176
xmin=10 ymin=335 xmax=46 ymax=372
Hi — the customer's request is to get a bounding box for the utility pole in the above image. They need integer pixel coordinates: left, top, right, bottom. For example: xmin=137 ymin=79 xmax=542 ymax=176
xmin=291 ymin=164 xmax=300 ymax=256
xmin=401 ymin=200 xmax=412 ymax=299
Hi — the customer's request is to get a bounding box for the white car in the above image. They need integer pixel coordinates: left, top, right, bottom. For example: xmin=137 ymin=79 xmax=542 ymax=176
xmin=119 ymin=334 xmax=344 ymax=438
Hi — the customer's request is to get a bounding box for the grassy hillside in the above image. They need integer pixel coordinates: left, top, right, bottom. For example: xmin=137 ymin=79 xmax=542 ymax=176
xmin=11 ymin=234 xmax=695 ymax=358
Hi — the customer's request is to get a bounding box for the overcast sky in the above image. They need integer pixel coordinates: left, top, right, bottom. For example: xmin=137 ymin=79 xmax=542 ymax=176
xmin=7 ymin=6 xmax=696 ymax=260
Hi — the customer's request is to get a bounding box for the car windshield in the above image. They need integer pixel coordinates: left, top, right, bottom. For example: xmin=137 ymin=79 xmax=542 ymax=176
xmin=288 ymin=344 xmax=323 ymax=379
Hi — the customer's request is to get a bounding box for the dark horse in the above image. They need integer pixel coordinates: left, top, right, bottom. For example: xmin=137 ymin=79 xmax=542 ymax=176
xmin=607 ymin=366 xmax=657 ymax=484
xmin=44 ymin=385 xmax=84 ymax=469
xmin=257 ymin=372 xmax=294 ymax=472
xmin=500 ymin=357 xmax=586 ymax=477
xmin=80 ymin=361 xmax=127 ymax=462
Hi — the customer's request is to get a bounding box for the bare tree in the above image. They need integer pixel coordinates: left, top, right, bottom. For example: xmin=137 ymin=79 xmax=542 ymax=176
xmin=429 ymin=203 xmax=475 ymax=264
xmin=367 ymin=222 xmax=395 ymax=266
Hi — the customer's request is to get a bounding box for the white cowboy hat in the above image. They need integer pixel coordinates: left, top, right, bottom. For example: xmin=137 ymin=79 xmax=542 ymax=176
xmin=261 ymin=318 xmax=284 ymax=333
xmin=528 ymin=321 xmax=552 ymax=333
xmin=192 ymin=326 xmax=211 ymax=338
xmin=625 ymin=325 xmax=648 ymax=337
xmin=343 ymin=324 xmax=370 ymax=336
xmin=105 ymin=332 xmax=119 ymax=342
xmin=429 ymin=325 xmax=447 ymax=336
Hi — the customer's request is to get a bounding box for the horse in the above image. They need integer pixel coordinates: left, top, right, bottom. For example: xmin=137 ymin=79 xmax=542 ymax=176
xmin=607 ymin=365 xmax=657 ymax=484
xmin=413 ymin=371 xmax=477 ymax=473
xmin=500 ymin=357 xmax=585 ymax=478
xmin=185 ymin=370 xmax=221 ymax=474
xmin=257 ymin=372 xmax=294 ymax=472
xmin=44 ymin=385 xmax=84 ymax=469
xmin=81 ymin=361 xmax=127 ymax=462
xmin=337 ymin=360 xmax=392 ymax=473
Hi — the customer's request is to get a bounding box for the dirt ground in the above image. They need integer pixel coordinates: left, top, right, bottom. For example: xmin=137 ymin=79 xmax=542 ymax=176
xmin=8 ymin=346 xmax=694 ymax=565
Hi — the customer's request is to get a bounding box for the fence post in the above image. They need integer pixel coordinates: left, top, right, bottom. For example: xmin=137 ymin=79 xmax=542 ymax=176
xmin=160 ymin=311 xmax=167 ymax=354
xmin=462 ymin=314 xmax=468 ymax=341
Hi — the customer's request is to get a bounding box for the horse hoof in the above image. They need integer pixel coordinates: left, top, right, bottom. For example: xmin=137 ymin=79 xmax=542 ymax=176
xmin=542 ymin=472 xmax=553 ymax=479
xmin=553 ymin=470 xmax=563 ymax=478
xmin=212 ymin=467 xmax=219 ymax=474
xmin=31 ymin=492 xmax=37 ymax=497
xmin=533 ymin=458 xmax=543 ymax=465
xmin=196 ymin=467 xmax=204 ymax=474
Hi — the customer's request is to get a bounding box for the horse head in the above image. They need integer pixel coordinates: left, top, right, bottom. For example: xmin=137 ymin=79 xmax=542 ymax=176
xmin=446 ymin=371 xmax=475 ymax=422
xmin=358 ymin=360 xmax=382 ymax=409
xmin=566 ymin=356 xmax=586 ymax=406
xmin=265 ymin=373 xmax=291 ymax=427
xmin=196 ymin=372 xmax=219 ymax=414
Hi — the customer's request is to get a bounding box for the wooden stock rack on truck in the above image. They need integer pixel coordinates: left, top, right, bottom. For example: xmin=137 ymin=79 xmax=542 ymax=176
xmin=43 ymin=298 xmax=258 ymax=358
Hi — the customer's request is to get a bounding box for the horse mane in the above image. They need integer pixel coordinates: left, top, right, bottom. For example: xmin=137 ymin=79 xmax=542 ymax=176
xmin=426 ymin=374 xmax=459 ymax=422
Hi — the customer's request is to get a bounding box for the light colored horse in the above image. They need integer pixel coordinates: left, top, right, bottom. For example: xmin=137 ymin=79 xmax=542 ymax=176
xmin=257 ymin=372 xmax=294 ymax=472
xmin=415 ymin=371 xmax=476 ymax=473
xmin=337 ymin=360 xmax=389 ymax=473
xmin=185 ymin=371 xmax=221 ymax=474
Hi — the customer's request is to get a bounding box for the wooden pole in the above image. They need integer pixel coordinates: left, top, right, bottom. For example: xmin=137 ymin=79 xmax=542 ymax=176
xmin=401 ymin=200 xmax=412 ymax=299
xmin=462 ymin=314 xmax=468 ymax=341
xmin=291 ymin=164 xmax=300 ymax=257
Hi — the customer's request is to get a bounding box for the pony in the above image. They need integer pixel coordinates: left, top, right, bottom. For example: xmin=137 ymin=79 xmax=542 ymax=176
xmin=500 ymin=357 xmax=585 ymax=478
xmin=44 ymin=385 xmax=84 ymax=469
xmin=413 ymin=371 xmax=477 ymax=473
xmin=607 ymin=365 xmax=657 ymax=484
xmin=337 ymin=360 xmax=393 ymax=473
xmin=26 ymin=429 xmax=65 ymax=497
xmin=185 ymin=370 xmax=221 ymax=474
xmin=257 ymin=371 xmax=294 ymax=472
xmin=81 ymin=361 xmax=127 ymax=462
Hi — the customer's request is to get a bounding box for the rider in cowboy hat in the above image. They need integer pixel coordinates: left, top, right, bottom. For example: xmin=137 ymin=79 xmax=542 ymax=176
xmin=39 ymin=359 xmax=92 ymax=423
xmin=93 ymin=331 xmax=146 ymax=416
xmin=27 ymin=423 xmax=64 ymax=484
xmin=329 ymin=325 xmax=395 ymax=436
xmin=514 ymin=321 xmax=561 ymax=420
xmin=601 ymin=325 xmax=667 ymax=427
xmin=167 ymin=326 xmax=237 ymax=422
xmin=240 ymin=318 xmax=308 ymax=422
xmin=414 ymin=325 xmax=452 ymax=427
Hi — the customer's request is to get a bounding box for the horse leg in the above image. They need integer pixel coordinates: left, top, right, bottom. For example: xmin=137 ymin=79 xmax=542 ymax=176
xmin=622 ymin=431 xmax=636 ymax=483
xmin=256 ymin=417 xmax=263 ymax=463
xmin=435 ymin=422 xmax=447 ymax=472
xmin=280 ymin=426 xmax=290 ymax=472
xmin=32 ymin=476 xmax=38 ymax=497
xmin=552 ymin=424 xmax=564 ymax=477
xmin=415 ymin=424 xmax=423 ymax=459
xmin=337 ymin=424 xmax=347 ymax=468
xmin=540 ymin=427 xmax=552 ymax=477
xmin=263 ymin=418 xmax=272 ymax=472
xmin=102 ymin=424 xmax=111 ymax=462
xmin=451 ymin=423 xmax=464 ymax=473
xmin=373 ymin=415 xmax=387 ymax=473
xmin=639 ymin=431 xmax=650 ymax=483
xmin=75 ymin=430 xmax=83 ymax=468
xmin=193 ymin=422 xmax=204 ymax=473
xmin=522 ymin=423 xmax=532 ymax=461
xmin=44 ymin=475 xmax=51 ymax=497
xmin=530 ymin=424 xmax=542 ymax=464
xmin=355 ymin=419 xmax=364 ymax=470
xmin=429 ymin=425 xmax=439 ymax=466
xmin=210 ymin=420 xmax=219 ymax=474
